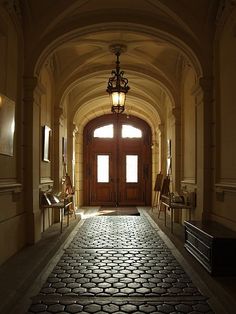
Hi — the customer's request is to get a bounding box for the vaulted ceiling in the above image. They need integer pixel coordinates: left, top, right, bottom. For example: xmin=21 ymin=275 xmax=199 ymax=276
xmin=21 ymin=0 xmax=219 ymax=130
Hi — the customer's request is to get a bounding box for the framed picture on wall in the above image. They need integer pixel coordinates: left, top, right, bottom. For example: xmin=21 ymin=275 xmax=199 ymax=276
xmin=42 ymin=125 xmax=51 ymax=162
xmin=62 ymin=136 xmax=67 ymax=164
xmin=167 ymin=139 xmax=171 ymax=157
xmin=167 ymin=157 xmax=172 ymax=175
xmin=0 ymin=94 xmax=15 ymax=156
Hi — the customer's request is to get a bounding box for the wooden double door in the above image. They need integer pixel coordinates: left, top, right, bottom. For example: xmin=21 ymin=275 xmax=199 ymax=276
xmin=83 ymin=115 xmax=152 ymax=206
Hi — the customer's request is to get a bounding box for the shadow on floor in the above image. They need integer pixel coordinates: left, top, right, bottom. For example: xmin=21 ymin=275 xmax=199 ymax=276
xmin=0 ymin=216 xmax=81 ymax=314
xmin=146 ymin=207 xmax=236 ymax=314
xmin=1 ymin=207 xmax=236 ymax=314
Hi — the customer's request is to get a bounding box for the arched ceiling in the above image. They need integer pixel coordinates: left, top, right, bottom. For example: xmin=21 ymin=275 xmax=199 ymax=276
xmin=21 ymin=0 xmax=219 ymax=131
xmin=52 ymin=29 xmax=184 ymax=130
xmin=54 ymin=31 xmax=183 ymax=127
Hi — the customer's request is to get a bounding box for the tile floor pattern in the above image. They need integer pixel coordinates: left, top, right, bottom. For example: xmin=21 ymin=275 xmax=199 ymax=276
xmin=27 ymin=215 xmax=214 ymax=314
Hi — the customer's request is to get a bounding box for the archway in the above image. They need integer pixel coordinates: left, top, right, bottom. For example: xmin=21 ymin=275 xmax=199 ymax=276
xmin=23 ymin=5 xmax=207 ymax=241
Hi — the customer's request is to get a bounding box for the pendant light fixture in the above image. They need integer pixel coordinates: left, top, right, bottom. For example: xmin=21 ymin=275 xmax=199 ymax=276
xmin=106 ymin=45 xmax=130 ymax=114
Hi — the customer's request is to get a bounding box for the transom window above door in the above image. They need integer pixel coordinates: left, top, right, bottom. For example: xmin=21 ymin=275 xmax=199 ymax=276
xmin=93 ymin=123 xmax=142 ymax=138
xmin=93 ymin=124 xmax=114 ymax=138
xmin=122 ymin=124 xmax=142 ymax=138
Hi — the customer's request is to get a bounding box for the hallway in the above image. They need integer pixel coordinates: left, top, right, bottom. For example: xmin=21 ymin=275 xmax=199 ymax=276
xmin=26 ymin=210 xmax=214 ymax=314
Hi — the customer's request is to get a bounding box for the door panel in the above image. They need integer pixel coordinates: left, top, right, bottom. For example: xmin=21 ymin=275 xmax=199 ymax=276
xmin=91 ymin=152 xmax=116 ymax=206
xmin=118 ymin=151 xmax=146 ymax=205
xmin=83 ymin=114 xmax=151 ymax=206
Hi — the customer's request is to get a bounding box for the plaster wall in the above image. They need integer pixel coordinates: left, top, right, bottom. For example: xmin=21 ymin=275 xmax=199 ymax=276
xmin=0 ymin=9 xmax=26 ymax=266
xmin=40 ymin=67 xmax=52 ymax=181
xmin=60 ymin=96 xmax=69 ymax=193
xmin=166 ymin=98 xmax=175 ymax=192
xmin=212 ymin=8 xmax=236 ymax=231
xmin=38 ymin=66 xmax=54 ymax=231
xmin=181 ymin=65 xmax=198 ymax=222
xmin=182 ymin=66 xmax=196 ymax=184
xmin=74 ymin=130 xmax=83 ymax=207
xmin=151 ymin=129 xmax=160 ymax=205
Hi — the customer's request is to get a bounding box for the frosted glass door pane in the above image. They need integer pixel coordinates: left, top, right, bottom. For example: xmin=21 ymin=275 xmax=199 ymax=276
xmin=97 ymin=155 xmax=109 ymax=182
xmin=126 ymin=155 xmax=138 ymax=183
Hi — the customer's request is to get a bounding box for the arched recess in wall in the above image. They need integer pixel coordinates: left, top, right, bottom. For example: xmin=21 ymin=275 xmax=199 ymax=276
xmin=60 ymin=63 xmax=174 ymax=207
xmin=73 ymin=94 xmax=162 ymax=207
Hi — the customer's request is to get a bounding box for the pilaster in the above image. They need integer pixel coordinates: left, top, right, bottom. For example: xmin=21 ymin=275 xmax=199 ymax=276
xmin=74 ymin=126 xmax=81 ymax=206
xmin=53 ymin=106 xmax=64 ymax=193
xmin=23 ymin=76 xmax=41 ymax=243
xmin=67 ymin=119 xmax=77 ymax=178
xmin=171 ymin=107 xmax=181 ymax=192
xmin=157 ymin=123 xmax=165 ymax=173
xmin=194 ymin=76 xmax=213 ymax=221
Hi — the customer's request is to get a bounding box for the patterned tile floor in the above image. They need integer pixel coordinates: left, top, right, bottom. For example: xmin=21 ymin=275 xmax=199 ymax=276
xmin=27 ymin=215 xmax=214 ymax=313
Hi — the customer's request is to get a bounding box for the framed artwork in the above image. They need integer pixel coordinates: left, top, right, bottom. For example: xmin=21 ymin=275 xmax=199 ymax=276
xmin=42 ymin=125 xmax=51 ymax=162
xmin=167 ymin=139 xmax=171 ymax=157
xmin=62 ymin=137 xmax=67 ymax=164
xmin=0 ymin=94 xmax=15 ymax=156
xmin=167 ymin=157 xmax=172 ymax=175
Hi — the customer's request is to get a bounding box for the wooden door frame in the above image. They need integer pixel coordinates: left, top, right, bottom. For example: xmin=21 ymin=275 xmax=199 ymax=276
xmin=83 ymin=114 xmax=152 ymax=206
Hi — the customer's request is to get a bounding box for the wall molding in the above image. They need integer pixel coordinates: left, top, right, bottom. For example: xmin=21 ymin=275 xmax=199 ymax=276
xmin=210 ymin=213 xmax=236 ymax=231
xmin=40 ymin=178 xmax=54 ymax=185
xmin=181 ymin=179 xmax=196 ymax=185
xmin=0 ymin=180 xmax=22 ymax=194
xmin=215 ymin=182 xmax=236 ymax=193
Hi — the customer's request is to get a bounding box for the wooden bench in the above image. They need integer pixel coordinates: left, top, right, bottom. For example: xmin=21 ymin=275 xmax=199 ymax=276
xmin=184 ymin=220 xmax=236 ymax=275
xmin=40 ymin=192 xmax=73 ymax=233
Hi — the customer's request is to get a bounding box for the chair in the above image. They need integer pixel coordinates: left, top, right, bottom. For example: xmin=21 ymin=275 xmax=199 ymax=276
xmin=157 ymin=175 xmax=170 ymax=218
xmin=151 ymin=172 xmax=164 ymax=210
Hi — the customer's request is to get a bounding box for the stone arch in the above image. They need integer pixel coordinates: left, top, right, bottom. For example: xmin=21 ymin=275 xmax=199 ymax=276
xmin=33 ymin=23 xmax=203 ymax=80
xmin=26 ymin=11 xmax=206 ymax=212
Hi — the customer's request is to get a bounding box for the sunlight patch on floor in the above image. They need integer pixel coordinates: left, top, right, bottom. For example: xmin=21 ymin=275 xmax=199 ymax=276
xmin=76 ymin=207 xmax=101 ymax=219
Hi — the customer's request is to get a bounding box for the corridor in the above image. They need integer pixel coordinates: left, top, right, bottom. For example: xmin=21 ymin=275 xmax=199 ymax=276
xmin=26 ymin=211 xmax=214 ymax=314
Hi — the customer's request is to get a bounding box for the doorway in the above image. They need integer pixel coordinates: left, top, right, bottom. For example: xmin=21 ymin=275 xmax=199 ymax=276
xmin=83 ymin=114 xmax=152 ymax=206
